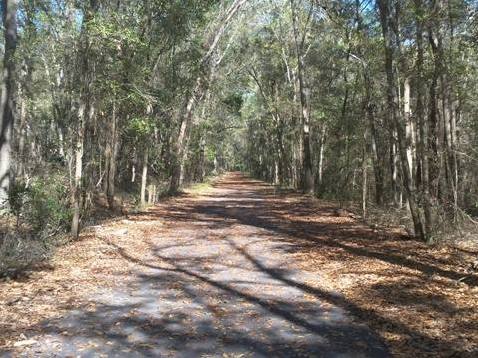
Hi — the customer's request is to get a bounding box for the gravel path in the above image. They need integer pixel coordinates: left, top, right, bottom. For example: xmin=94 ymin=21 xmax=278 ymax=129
xmin=15 ymin=173 xmax=389 ymax=357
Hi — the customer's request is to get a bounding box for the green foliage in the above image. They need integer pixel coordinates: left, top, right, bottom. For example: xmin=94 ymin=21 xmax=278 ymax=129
xmin=9 ymin=175 xmax=71 ymax=238
xmin=1 ymin=180 xmax=71 ymax=274
xmin=206 ymin=147 xmax=217 ymax=162
xmin=90 ymin=17 xmax=144 ymax=49
xmin=7 ymin=0 xmax=478 ymax=249
xmin=27 ymin=177 xmax=71 ymax=236
xmin=222 ymin=93 xmax=244 ymax=115
xmin=8 ymin=182 xmax=29 ymax=223
xmin=127 ymin=116 xmax=156 ymax=138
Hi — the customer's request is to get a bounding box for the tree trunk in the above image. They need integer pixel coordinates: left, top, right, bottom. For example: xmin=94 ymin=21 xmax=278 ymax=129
xmin=378 ymin=0 xmax=426 ymax=240
xmin=0 ymin=0 xmax=18 ymax=206
xmin=316 ymin=125 xmax=326 ymax=193
xmin=71 ymin=0 xmax=98 ymax=237
xmin=105 ymin=101 xmax=118 ymax=209
xmin=390 ymin=134 xmax=399 ymax=205
xmin=16 ymin=82 xmax=26 ymax=179
xmin=198 ymin=135 xmax=206 ymax=182
xmin=169 ymin=0 xmax=248 ymax=193
xmin=148 ymin=184 xmax=153 ymax=204
xmin=170 ymin=77 xmax=200 ymax=193
xmin=414 ymin=0 xmax=433 ymax=236
xmin=140 ymin=149 xmax=148 ymax=207
xmin=362 ymin=129 xmax=369 ymax=218
xmin=291 ymin=0 xmax=314 ymax=193
xmin=71 ymin=102 xmax=86 ymax=237
xmin=404 ymin=77 xmax=415 ymax=181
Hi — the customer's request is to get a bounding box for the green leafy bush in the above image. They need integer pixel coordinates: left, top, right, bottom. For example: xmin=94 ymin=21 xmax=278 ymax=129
xmin=25 ymin=177 xmax=72 ymax=238
xmin=1 ymin=174 xmax=71 ymax=275
xmin=8 ymin=182 xmax=29 ymax=225
xmin=8 ymin=175 xmax=71 ymax=239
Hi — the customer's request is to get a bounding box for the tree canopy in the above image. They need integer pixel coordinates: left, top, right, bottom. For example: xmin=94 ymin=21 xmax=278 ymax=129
xmin=1 ymin=0 xmax=478 ymax=242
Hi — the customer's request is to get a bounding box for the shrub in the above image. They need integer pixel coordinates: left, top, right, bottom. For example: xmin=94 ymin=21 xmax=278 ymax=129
xmin=1 ymin=174 xmax=71 ymax=275
xmin=0 ymin=233 xmax=51 ymax=275
xmin=25 ymin=176 xmax=72 ymax=238
xmin=8 ymin=182 xmax=29 ymax=226
xmin=7 ymin=173 xmax=71 ymax=239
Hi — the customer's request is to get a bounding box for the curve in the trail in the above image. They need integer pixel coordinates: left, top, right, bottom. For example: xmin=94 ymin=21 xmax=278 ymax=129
xmin=15 ymin=173 xmax=389 ymax=357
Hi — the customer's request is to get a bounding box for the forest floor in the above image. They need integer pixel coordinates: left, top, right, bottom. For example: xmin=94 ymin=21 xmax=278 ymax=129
xmin=1 ymin=173 xmax=477 ymax=357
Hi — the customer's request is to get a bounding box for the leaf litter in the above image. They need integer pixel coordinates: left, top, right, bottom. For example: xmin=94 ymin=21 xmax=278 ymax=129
xmin=0 ymin=174 xmax=477 ymax=357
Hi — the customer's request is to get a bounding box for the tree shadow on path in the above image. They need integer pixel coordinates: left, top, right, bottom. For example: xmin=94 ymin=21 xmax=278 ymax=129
xmin=8 ymin=173 xmax=476 ymax=357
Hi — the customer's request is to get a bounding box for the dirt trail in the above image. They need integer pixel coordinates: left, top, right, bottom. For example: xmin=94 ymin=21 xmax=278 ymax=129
xmin=1 ymin=173 xmax=391 ymax=357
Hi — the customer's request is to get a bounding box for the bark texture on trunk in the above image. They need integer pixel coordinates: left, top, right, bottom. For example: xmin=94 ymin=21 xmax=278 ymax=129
xmin=71 ymin=102 xmax=86 ymax=237
xmin=378 ymin=0 xmax=426 ymax=241
xmin=141 ymin=149 xmax=148 ymax=207
xmin=291 ymin=0 xmax=314 ymax=193
xmin=105 ymin=101 xmax=118 ymax=209
xmin=0 ymin=0 xmax=18 ymax=206
xmin=414 ymin=0 xmax=433 ymax=235
xmin=71 ymin=0 xmax=98 ymax=238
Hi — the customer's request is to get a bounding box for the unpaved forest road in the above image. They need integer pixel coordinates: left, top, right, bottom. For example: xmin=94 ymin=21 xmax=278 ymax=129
xmin=7 ymin=173 xmax=389 ymax=357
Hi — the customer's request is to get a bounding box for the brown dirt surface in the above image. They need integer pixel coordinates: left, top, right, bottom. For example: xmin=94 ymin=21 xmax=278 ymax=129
xmin=0 ymin=173 xmax=477 ymax=357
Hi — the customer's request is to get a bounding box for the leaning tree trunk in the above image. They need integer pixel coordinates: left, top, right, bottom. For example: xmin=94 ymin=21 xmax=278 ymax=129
xmin=170 ymin=78 xmax=199 ymax=192
xmin=0 ymin=0 xmax=18 ymax=207
xmin=169 ymin=0 xmax=248 ymax=193
xmin=378 ymin=0 xmax=426 ymax=241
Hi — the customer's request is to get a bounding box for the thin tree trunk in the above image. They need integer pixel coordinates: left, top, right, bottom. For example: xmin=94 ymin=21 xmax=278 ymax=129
xmin=148 ymin=184 xmax=153 ymax=204
xmin=105 ymin=101 xmax=118 ymax=209
xmin=428 ymin=24 xmax=441 ymax=201
xmin=71 ymin=102 xmax=86 ymax=237
xmin=291 ymin=0 xmax=314 ymax=193
xmin=449 ymin=97 xmax=459 ymax=216
xmin=198 ymin=136 xmax=206 ymax=182
xmin=355 ymin=0 xmax=384 ymax=205
xmin=16 ymin=83 xmax=26 ymax=179
xmin=362 ymin=129 xmax=369 ymax=218
xmin=390 ymin=135 xmax=399 ymax=205
xmin=404 ymin=77 xmax=415 ymax=180
xmin=140 ymin=149 xmax=148 ymax=207
xmin=316 ymin=125 xmax=326 ymax=193
xmin=378 ymin=0 xmax=425 ymax=240
xmin=446 ymin=5 xmax=459 ymax=217
xmin=169 ymin=0 xmax=248 ymax=193
xmin=365 ymin=85 xmax=384 ymax=205
xmin=414 ymin=0 xmax=432 ymax=236
xmin=70 ymin=0 xmax=98 ymax=238
xmin=170 ymin=77 xmax=200 ymax=192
